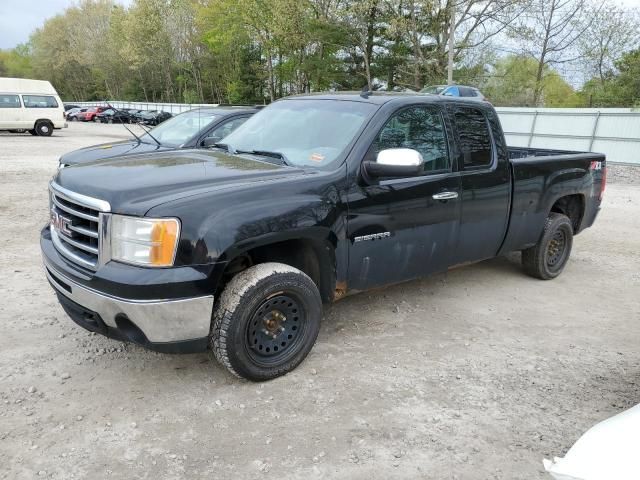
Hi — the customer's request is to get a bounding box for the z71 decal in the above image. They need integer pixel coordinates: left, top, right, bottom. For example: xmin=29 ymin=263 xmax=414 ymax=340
xmin=354 ymin=232 xmax=391 ymax=243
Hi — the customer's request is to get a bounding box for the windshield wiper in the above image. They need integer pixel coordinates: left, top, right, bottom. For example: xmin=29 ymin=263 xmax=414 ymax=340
xmin=236 ymin=149 xmax=291 ymax=166
xmin=106 ymin=101 xmax=143 ymax=144
xmin=136 ymin=121 xmax=162 ymax=146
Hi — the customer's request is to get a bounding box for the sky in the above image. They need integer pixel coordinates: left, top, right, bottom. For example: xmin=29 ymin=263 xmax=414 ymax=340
xmin=1 ymin=0 xmax=640 ymax=50
xmin=0 ymin=0 xmax=132 ymax=49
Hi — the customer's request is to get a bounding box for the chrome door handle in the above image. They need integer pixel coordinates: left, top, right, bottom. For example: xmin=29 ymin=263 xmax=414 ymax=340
xmin=432 ymin=191 xmax=459 ymax=200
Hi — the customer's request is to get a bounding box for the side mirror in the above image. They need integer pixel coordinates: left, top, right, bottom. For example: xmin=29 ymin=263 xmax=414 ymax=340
xmin=364 ymin=148 xmax=424 ymax=178
xmin=202 ymin=136 xmax=222 ymax=147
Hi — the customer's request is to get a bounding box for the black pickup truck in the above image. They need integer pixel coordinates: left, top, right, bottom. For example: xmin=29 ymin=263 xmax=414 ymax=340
xmin=41 ymin=93 xmax=606 ymax=381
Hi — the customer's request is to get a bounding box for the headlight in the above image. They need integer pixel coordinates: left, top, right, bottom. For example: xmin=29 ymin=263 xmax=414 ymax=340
xmin=111 ymin=215 xmax=180 ymax=267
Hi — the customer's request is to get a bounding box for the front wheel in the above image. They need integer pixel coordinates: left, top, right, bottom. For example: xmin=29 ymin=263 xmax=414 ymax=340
xmin=522 ymin=212 xmax=573 ymax=280
xmin=210 ymin=262 xmax=322 ymax=381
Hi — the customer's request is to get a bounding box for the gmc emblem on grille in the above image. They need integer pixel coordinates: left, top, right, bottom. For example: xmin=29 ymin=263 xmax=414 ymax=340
xmin=50 ymin=211 xmax=73 ymax=236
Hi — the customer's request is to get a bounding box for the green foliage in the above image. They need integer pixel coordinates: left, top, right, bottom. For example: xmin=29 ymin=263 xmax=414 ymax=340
xmin=580 ymin=49 xmax=640 ymax=107
xmin=0 ymin=0 xmax=638 ymax=107
xmin=482 ymin=55 xmax=583 ymax=107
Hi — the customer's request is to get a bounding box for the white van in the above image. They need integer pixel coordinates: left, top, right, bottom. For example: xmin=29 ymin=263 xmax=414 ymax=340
xmin=0 ymin=77 xmax=67 ymax=136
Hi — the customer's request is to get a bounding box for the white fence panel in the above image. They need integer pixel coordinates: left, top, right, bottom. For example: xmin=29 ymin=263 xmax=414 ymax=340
xmin=496 ymin=107 xmax=640 ymax=164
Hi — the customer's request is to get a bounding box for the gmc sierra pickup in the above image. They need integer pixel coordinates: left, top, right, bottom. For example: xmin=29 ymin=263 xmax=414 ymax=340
xmin=41 ymin=92 xmax=606 ymax=381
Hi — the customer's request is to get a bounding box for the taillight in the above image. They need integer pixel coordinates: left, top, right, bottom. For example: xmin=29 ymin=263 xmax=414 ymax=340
xmin=590 ymin=161 xmax=606 ymax=201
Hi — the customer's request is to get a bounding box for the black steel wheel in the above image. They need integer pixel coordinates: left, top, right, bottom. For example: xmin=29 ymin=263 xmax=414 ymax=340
xmin=211 ymin=262 xmax=322 ymax=381
xmin=246 ymin=294 xmax=308 ymax=366
xmin=522 ymin=212 xmax=573 ymax=280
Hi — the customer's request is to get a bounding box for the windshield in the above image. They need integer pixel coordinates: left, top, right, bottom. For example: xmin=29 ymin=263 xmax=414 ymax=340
xmin=221 ymin=99 xmax=375 ymax=168
xmin=140 ymin=110 xmax=218 ymax=147
xmin=420 ymin=86 xmax=446 ymax=94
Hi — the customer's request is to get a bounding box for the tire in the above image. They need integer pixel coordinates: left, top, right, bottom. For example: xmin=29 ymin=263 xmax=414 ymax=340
xmin=70 ymin=116 xmax=77 ymax=122
xmin=522 ymin=212 xmax=573 ymax=280
xmin=211 ymin=262 xmax=322 ymax=381
xmin=34 ymin=121 xmax=53 ymax=137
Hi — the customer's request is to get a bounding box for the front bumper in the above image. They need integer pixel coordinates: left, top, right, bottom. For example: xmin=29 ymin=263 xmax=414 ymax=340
xmin=42 ymin=230 xmax=214 ymax=353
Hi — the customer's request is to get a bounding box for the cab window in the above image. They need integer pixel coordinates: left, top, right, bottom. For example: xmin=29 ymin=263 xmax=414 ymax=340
xmin=0 ymin=94 xmax=21 ymax=108
xmin=22 ymin=95 xmax=59 ymax=108
xmin=206 ymin=116 xmax=249 ymax=142
xmin=372 ymin=106 xmax=450 ymax=174
xmin=453 ymin=107 xmax=493 ymax=168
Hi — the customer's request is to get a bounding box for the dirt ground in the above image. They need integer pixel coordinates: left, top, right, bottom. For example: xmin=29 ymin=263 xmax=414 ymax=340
xmin=1 ymin=123 xmax=639 ymax=480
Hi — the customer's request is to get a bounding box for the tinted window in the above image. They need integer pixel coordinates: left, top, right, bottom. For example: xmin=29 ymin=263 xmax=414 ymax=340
xmin=374 ymin=106 xmax=449 ymax=174
xmin=0 ymin=94 xmax=21 ymax=108
xmin=444 ymin=86 xmax=460 ymax=96
xmin=22 ymin=95 xmax=58 ymax=108
xmin=459 ymin=87 xmax=477 ymax=97
xmin=454 ymin=108 xmax=493 ymax=168
xmin=206 ymin=116 xmax=249 ymax=141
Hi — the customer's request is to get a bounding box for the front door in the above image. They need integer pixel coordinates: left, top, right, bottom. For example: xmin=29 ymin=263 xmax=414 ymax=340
xmin=347 ymin=105 xmax=461 ymax=291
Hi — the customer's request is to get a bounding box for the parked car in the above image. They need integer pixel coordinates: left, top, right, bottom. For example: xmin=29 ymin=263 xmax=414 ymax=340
xmin=58 ymin=106 xmax=258 ymax=167
xmin=0 ymin=77 xmax=67 ymax=136
xmin=78 ymin=106 xmax=107 ymax=122
xmin=65 ymin=107 xmax=86 ymax=120
xmin=42 ymin=93 xmax=606 ymax=381
xmin=96 ymin=108 xmax=132 ymax=124
xmin=67 ymin=107 xmax=89 ymax=122
xmin=140 ymin=110 xmax=172 ymax=126
xmin=421 ymin=84 xmax=488 ymax=101
xmin=131 ymin=109 xmax=153 ymax=122
xmin=63 ymin=103 xmax=80 ymax=112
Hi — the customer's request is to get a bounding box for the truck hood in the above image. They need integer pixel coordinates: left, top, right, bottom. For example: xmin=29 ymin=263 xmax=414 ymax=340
xmin=59 ymin=140 xmax=171 ymax=166
xmin=54 ymin=150 xmax=302 ymax=216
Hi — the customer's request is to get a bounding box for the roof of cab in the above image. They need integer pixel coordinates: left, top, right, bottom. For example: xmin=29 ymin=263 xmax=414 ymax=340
xmin=0 ymin=77 xmax=59 ymax=95
xmin=283 ymin=91 xmax=460 ymax=105
xmin=188 ymin=105 xmax=262 ymax=116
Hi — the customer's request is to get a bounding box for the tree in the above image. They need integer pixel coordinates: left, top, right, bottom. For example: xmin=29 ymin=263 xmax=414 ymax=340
xmin=578 ymin=4 xmax=640 ymax=85
xmin=510 ymin=0 xmax=595 ymax=106
xmin=483 ymin=55 xmax=581 ymax=106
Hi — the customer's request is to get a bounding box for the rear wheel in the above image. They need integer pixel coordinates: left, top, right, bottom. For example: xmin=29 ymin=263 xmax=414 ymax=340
xmin=522 ymin=212 xmax=573 ymax=280
xmin=34 ymin=121 xmax=53 ymax=137
xmin=210 ymin=262 xmax=322 ymax=381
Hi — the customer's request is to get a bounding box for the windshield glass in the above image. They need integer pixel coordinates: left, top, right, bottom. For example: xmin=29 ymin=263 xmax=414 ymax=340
xmin=221 ymin=99 xmax=375 ymax=168
xmin=420 ymin=86 xmax=445 ymax=94
xmin=140 ymin=110 xmax=218 ymax=147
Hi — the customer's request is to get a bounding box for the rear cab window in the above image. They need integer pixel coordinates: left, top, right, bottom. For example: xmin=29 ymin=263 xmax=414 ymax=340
xmin=453 ymin=107 xmax=494 ymax=169
xmin=22 ymin=95 xmax=59 ymax=108
xmin=0 ymin=94 xmax=21 ymax=108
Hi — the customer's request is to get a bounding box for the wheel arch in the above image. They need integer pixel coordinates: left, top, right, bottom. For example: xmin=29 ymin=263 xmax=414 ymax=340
xmin=214 ymin=230 xmax=338 ymax=304
xmin=549 ymin=194 xmax=585 ymax=233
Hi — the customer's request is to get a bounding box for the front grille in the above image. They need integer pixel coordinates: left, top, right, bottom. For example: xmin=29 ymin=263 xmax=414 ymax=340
xmin=49 ymin=183 xmax=110 ymax=270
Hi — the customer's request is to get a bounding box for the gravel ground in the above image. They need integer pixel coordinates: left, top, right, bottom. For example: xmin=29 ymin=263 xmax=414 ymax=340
xmin=1 ymin=123 xmax=639 ymax=480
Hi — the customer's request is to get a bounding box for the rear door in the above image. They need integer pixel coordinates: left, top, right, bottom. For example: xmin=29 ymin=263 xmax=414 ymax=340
xmin=0 ymin=94 xmax=23 ymax=129
xmin=449 ymin=105 xmax=511 ymax=264
xmin=347 ymin=104 xmax=461 ymax=290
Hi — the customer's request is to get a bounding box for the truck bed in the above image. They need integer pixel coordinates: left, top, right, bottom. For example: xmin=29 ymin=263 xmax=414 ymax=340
xmin=499 ymin=146 xmax=606 ymax=255
xmin=507 ymin=146 xmax=586 ymax=160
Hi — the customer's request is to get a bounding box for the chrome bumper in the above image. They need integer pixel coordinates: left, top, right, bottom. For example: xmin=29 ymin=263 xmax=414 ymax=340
xmin=45 ymin=264 xmax=214 ymax=343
